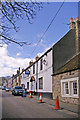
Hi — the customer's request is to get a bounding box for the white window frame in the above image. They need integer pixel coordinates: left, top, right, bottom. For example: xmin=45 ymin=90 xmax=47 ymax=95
xmin=71 ymin=80 xmax=78 ymax=97
xmin=64 ymin=82 xmax=70 ymax=95
xmin=61 ymin=77 xmax=79 ymax=98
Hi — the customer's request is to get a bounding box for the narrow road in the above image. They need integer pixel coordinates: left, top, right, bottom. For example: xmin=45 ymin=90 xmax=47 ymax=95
xmin=2 ymin=90 xmax=78 ymax=119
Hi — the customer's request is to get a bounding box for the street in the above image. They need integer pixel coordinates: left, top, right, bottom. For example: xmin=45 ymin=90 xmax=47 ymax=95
xmin=2 ymin=90 xmax=78 ymax=119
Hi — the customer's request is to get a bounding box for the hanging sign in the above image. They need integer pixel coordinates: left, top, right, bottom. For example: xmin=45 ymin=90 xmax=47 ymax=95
xmin=25 ymin=70 xmax=30 ymax=75
xmin=30 ymin=76 xmax=35 ymax=82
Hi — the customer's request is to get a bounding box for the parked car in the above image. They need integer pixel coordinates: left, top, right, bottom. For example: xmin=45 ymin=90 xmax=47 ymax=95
xmin=2 ymin=86 xmax=6 ymax=90
xmin=0 ymin=86 xmax=2 ymax=89
xmin=5 ymin=87 xmax=11 ymax=92
xmin=12 ymin=86 xmax=23 ymax=95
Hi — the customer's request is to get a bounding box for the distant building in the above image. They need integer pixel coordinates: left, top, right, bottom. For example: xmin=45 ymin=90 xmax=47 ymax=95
xmin=0 ymin=77 xmax=2 ymax=86
xmin=11 ymin=68 xmax=21 ymax=88
xmin=0 ymin=77 xmax=9 ymax=87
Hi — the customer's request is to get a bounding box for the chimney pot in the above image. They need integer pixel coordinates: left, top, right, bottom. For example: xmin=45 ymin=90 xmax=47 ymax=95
xmin=35 ymin=56 xmax=39 ymax=61
xmin=17 ymin=70 xmax=19 ymax=75
xmin=76 ymin=17 xmax=79 ymax=21
xmin=70 ymin=17 xmax=73 ymax=22
xmin=22 ymin=68 xmax=24 ymax=72
xmin=69 ymin=17 xmax=76 ymax=30
xmin=29 ymin=61 xmax=33 ymax=66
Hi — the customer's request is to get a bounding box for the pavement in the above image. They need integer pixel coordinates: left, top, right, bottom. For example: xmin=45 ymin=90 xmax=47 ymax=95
xmin=26 ymin=94 xmax=79 ymax=114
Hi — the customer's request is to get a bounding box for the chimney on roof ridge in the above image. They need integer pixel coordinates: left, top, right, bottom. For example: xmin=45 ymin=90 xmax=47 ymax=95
xmin=35 ymin=56 xmax=39 ymax=61
xmin=69 ymin=17 xmax=80 ymax=53
xmin=75 ymin=17 xmax=80 ymax=54
xmin=17 ymin=70 xmax=19 ymax=74
xmin=29 ymin=61 xmax=33 ymax=66
xmin=69 ymin=17 xmax=80 ymax=30
xmin=22 ymin=68 xmax=24 ymax=72
xmin=70 ymin=17 xmax=73 ymax=22
xmin=76 ymin=17 xmax=79 ymax=21
xmin=69 ymin=17 xmax=76 ymax=30
xmin=17 ymin=70 xmax=19 ymax=76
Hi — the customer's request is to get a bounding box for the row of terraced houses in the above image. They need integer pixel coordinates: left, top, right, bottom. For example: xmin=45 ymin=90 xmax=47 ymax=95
xmin=8 ymin=17 xmax=80 ymax=105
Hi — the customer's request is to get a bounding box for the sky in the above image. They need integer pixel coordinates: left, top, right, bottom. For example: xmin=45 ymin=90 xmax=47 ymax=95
xmin=0 ymin=2 xmax=79 ymax=77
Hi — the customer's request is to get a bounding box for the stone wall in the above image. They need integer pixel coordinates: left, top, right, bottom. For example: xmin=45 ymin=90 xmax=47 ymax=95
xmin=52 ymin=70 xmax=80 ymax=104
xmin=52 ymin=74 xmax=61 ymax=99
xmin=60 ymin=96 xmax=79 ymax=104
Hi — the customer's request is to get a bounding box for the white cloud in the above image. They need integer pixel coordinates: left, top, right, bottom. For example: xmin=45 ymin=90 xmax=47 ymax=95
xmin=0 ymin=44 xmax=31 ymax=77
xmin=16 ymin=53 xmax=21 ymax=56
xmin=0 ymin=42 xmax=54 ymax=77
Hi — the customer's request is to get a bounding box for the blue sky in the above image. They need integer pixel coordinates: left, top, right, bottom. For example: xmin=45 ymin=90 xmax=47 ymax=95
xmin=8 ymin=2 xmax=78 ymax=58
xmin=0 ymin=2 xmax=79 ymax=77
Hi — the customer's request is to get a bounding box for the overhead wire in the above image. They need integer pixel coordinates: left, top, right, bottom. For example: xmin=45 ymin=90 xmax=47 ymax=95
xmin=30 ymin=1 xmax=65 ymax=58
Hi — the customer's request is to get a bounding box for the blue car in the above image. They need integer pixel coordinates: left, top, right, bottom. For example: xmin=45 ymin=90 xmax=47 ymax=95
xmin=12 ymin=86 xmax=23 ymax=96
xmin=5 ymin=87 xmax=11 ymax=92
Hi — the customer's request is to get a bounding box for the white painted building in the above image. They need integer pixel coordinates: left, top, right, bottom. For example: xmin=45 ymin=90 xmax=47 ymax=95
xmin=21 ymin=47 xmax=53 ymax=98
xmin=21 ymin=72 xmax=27 ymax=89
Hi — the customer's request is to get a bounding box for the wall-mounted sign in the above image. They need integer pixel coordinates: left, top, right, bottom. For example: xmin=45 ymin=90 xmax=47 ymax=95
xmin=30 ymin=76 xmax=35 ymax=82
xmin=25 ymin=70 xmax=30 ymax=75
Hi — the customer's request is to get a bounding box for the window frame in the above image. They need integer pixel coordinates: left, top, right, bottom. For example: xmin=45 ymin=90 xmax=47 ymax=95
xmin=36 ymin=62 xmax=38 ymax=73
xmin=61 ymin=77 xmax=79 ymax=98
xmin=39 ymin=77 xmax=43 ymax=89
xmin=72 ymin=80 xmax=78 ymax=96
xmin=27 ymin=82 xmax=29 ymax=90
xmin=64 ymin=82 xmax=69 ymax=95
xmin=40 ymin=58 xmax=43 ymax=71
xmin=33 ymin=64 xmax=35 ymax=74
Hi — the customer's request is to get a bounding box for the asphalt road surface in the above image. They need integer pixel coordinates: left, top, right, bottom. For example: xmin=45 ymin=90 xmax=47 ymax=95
xmin=2 ymin=90 xmax=78 ymax=119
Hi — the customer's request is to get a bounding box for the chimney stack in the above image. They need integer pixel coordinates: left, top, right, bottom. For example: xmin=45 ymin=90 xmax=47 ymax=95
xmin=75 ymin=17 xmax=80 ymax=54
xmin=69 ymin=17 xmax=80 ymax=54
xmin=17 ymin=70 xmax=19 ymax=75
xmin=69 ymin=17 xmax=76 ymax=30
xmin=70 ymin=17 xmax=73 ymax=22
xmin=22 ymin=68 xmax=24 ymax=72
xmin=29 ymin=61 xmax=33 ymax=66
xmin=76 ymin=17 xmax=79 ymax=21
xmin=35 ymin=56 xmax=39 ymax=61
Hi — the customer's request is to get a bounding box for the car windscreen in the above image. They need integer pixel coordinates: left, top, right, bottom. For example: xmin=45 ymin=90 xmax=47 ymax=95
xmin=15 ymin=87 xmax=22 ymax=89
xmin=7 ymin=88 xmax=11 ymax=89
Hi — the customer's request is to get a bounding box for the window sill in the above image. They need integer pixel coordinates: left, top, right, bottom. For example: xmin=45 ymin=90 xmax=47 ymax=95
xmin=62 ymin=95 xmax=79 ymax=98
